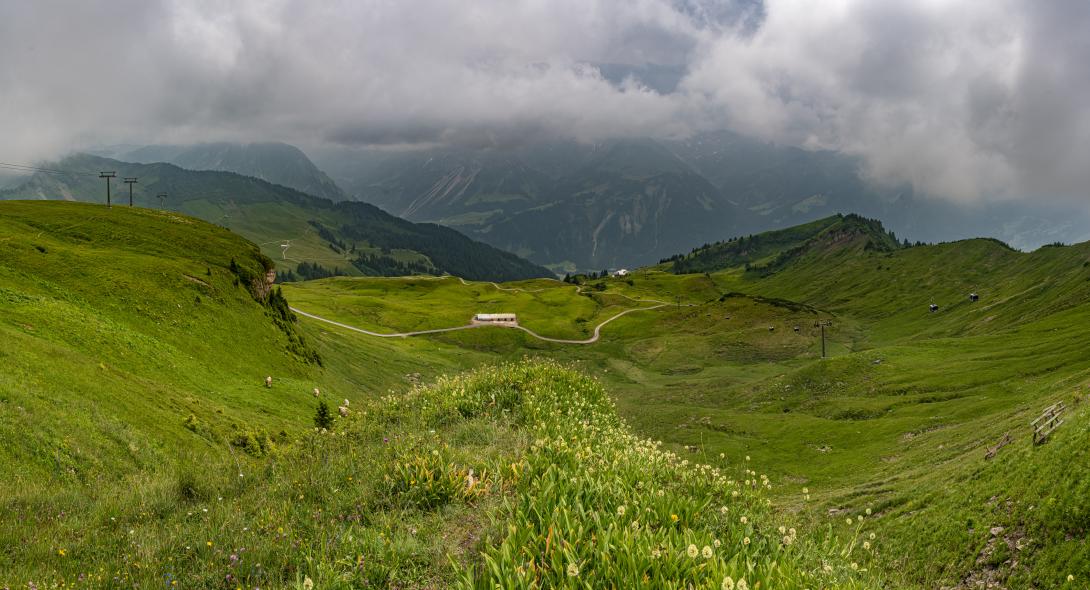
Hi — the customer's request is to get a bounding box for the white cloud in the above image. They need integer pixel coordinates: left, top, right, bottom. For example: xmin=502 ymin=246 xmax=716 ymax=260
xmin=0 ymin=0 xmax=1088 ymax=204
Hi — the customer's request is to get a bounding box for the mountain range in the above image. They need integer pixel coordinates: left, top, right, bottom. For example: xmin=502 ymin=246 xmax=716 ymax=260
xmin=91 ymin=142 xmax=348 ymax=202
xmin=313 ymin=131 xmax=1090 ymax=271
xmin=0 ymin=154 xmax=552 ymax=282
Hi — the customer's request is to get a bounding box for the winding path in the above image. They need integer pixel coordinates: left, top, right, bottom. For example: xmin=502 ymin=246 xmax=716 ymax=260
xmin=289 ymin=275 xmax=683 ymax=345
xmin=290 ymin=301 xmax=668 ymax=345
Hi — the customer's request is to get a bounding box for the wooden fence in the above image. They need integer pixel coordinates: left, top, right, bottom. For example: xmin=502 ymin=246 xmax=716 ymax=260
xmin=1032 ymin=401 xmax=1065 ymax=445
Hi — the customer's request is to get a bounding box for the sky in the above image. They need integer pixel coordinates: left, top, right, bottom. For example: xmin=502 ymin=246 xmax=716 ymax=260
xmin=1 ymin=0 xmax=1088 ymax=205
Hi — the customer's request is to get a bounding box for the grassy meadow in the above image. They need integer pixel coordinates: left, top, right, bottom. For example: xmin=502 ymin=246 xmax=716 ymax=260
xmin=2 ymin=201 xmax=1089 ymax=588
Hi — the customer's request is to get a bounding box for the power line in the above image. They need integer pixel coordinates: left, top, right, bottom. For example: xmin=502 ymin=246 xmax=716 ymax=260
xmin=0 ymin=161 xmax=100 ymax=177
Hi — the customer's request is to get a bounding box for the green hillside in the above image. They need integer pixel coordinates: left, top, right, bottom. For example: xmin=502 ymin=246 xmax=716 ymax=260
xmin=277 ymin=215 xmax=1090 ymax=589
xmin=6 ymin=202 xmax=1090 ymax=588
xmin=0 ymin=154 xmax=553 ymax=282
xmin=0 ymin=201 xmax=875 ymax=588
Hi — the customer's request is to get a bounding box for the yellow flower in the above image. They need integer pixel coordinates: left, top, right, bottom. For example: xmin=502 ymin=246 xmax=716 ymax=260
xmin=687 ymin=544 xmax=699 ymax=558
xmin=1068 ymin=575 xmax=1075 ymax=582
xmin=670 ymin=514 xmax=679 ymax=522
xmin=206 ymin=541 xmax=213 ymax=547
xmin=57 ymin=549 xmax=66 ymax=557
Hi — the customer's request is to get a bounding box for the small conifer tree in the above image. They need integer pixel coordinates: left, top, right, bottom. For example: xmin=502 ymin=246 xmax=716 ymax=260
xmin=314 ymin=400 xmax=334 ymax=429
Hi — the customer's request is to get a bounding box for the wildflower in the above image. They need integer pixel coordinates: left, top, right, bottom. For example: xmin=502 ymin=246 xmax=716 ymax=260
xmin=303 ymin=576 xmax=314 ymax=590
xmin=802 ymin=487 xmax=809 ymax=494
xmin=778 ymin=526 xmax=786 ymax=535
xmin=720 ymin=506 xmax=728 ymax=514
xmin=651 ymin=548 xmax=662 ymax=559
xmin=57 ymin=549 xmax=66 ymax=557
xmin=713 ymin=538 xmax=721 ymax=548
xmin=671 ymin=514 xmax=679 ymax=523
xmin=739 ymin=516 xmax=748 ymax=525
xmin=865 ymin=508 xmax=872 ymax=515
xmin=851 ymin=562 xmax=858 ymax=570
xmin=846 ymin=517 xmax=853 ymax=525
xmin=745 ymin=455 xmax=751 ymax=461
xmin=789 ymin=527 xmax=796 ymax=537
xmin=743 ymin=537 xmax=750 ymax=546
xmin=869 ymin=532 xmax=876 ymax=540
xmin=702 ymin=545 xmax=713 ymax=559
xmin=1068 ymin=575 xmax=1075 ymax=582
xmin=783 ymin=534 xmax=793 ymax=545
xmin=206 ymin=541 xmax=213 ymax=547
xmin=687 ymin=544 xmax=699 ymax=558
xmin=721 ymin=576 xmax=735 ymax=590
xmin=567 ymin=563 xmax=580 ymax=577
xmin=617 ymin=505 xmax=626 ymax=517
xmin=863 ymin=541 xmax=871 ymax=550
xmin=737 ymin=580 xmax=749 ymax=590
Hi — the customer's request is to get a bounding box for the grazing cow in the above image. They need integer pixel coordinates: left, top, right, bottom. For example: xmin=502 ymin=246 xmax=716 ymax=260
xmin=929 ymin=304 xmax=939 ymax=312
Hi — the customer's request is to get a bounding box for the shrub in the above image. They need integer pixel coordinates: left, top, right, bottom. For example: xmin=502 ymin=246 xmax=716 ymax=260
xmin=314 ymin=400 xmax=334 ymax=429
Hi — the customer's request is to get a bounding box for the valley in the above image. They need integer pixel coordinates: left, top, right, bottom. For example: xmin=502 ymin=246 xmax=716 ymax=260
xmin=2 ymin=202 xmax=1088 ymax=588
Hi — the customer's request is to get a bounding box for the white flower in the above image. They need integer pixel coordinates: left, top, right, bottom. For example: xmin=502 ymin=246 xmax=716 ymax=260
xmin=687 ymin=544 xmax=699 ymax=558
xmin=303 ymin=576 xmax=314 ymax=590
xmin=721 ymin=576 xmax=735 ymax=590
xmin=713 ymin=538 xmax=721 ymax=548
xmin=739 ymin=516 xmax=748 ymax=525
xmin=778 ymin=526 xmax=786 ymax=535
xmin=702 ymin=545 xmax=713 ymax=559
xmin=616 ymin=505 xmax=626 ymax=516
xmin=743 ymin=537 xmax=750 ymax=546
xmin=846 ymin=517 xmax=853 ymax=525
xmin=865 ymin=508 xmax=872 ymax=515
xmin=567 ymin=563 xmax=580 ymax=577
xmin=863 ymin=541 xmax=871 ymax=550
xmin=737 ymin=579 xmax=749 ymax=590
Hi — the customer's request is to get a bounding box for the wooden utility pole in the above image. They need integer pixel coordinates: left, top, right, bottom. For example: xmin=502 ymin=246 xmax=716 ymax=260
xmin=123 ymin=177 xmax=137 ymax=207
xmin=815 ymin=320 xmax=832 ymax=358
xmin=99 ymin=171 xmax=116 ymax=207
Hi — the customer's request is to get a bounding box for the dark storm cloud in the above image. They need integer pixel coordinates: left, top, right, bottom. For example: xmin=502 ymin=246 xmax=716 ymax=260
xmin=1 ymin=0 xmax=1089 ymax=204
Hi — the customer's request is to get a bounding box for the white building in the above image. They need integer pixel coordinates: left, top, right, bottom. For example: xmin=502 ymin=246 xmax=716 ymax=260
xmin=473 ymin=313 xmax=518 ymax=324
